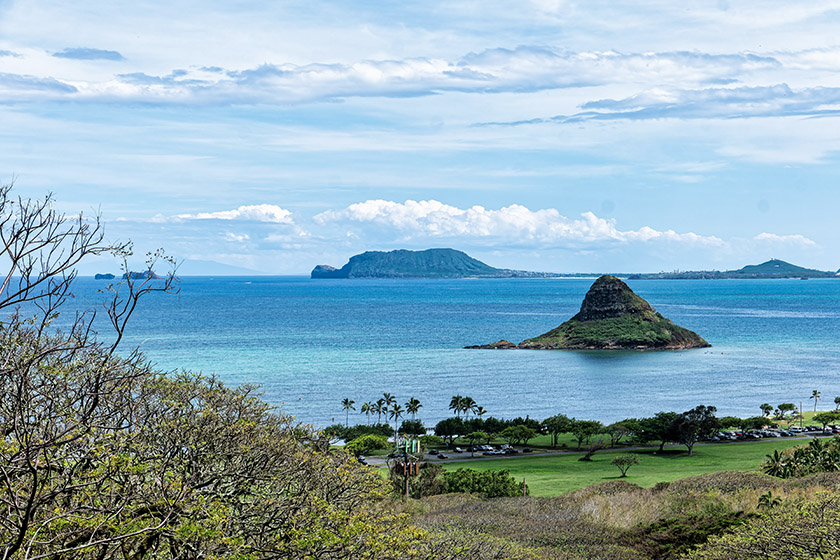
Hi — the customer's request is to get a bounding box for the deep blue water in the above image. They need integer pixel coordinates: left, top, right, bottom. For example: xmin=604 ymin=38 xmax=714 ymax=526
xmin=61 ymin=277 xmax=840 ymax=426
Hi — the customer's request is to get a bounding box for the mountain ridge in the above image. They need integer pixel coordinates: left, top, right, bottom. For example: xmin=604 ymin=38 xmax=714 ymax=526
xmin=311 ymin=248 xmax=561 ymax=279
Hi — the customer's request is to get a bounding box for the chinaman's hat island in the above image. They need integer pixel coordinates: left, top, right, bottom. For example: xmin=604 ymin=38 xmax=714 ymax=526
xmin=466 ymin=275 xmax=711 ymax=351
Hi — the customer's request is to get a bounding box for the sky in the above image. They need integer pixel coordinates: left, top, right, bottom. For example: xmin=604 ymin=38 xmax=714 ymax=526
xmin=2 ymin=1 xmax=840 ymax=274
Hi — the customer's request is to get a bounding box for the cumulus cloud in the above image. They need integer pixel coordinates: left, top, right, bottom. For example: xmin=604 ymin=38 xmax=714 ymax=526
xmin=314 ymin=199 xmax=725 ymax=247
xmin=176 ymin=204 xmax=293 ymax=223
xmin=53 ymin=47 xmax=125 ymax=61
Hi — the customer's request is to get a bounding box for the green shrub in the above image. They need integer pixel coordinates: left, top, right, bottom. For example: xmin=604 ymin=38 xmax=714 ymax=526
xmin=345 ymin=433 xmax=389 ymax=455
xmin=443 ymin=468 xmax=528 ymax=498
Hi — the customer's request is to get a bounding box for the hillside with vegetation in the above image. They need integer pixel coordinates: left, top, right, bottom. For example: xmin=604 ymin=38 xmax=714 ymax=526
xmin=470 ymin=275 xmax=710 ymax=350
xmin=629 ymin=259 xmax=836 ymax=279
xmin=311 ymin=248 xmax=561 ymax=278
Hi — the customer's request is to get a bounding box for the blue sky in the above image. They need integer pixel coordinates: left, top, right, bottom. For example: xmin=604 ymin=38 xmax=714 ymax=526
xmin=2 ymin=1 xmax=840 ymax=274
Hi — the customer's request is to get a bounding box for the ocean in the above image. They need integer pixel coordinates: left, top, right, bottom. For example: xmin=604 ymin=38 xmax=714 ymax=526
xmin=64 ymin=276 xmax=840 ymax=427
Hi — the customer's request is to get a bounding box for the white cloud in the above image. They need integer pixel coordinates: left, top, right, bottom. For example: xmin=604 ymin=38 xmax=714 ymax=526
xmin=314 ymin=199 xmax=725 ymax=247
xmin=573 ymin=84 xmax=840 ymax=121
xmin=0 ymin=46 xmax=782 ymax=105
xmin=176 ymin=204 xmax=293 ymax=223
xmin=222 ymin=231 xmax=250 ymax=243
xmin=753 ymin=232 xmax=816 ymax=246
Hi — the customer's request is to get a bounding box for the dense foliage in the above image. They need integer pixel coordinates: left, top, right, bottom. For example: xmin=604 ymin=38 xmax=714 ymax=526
xmin=687 ymin=494 xmax=840 ymax=559
xmin=442 ymin=469 xmax=528 ymax=498
xmin=0 ymin=184 xmax=424 ymax=559
xmin=0 ymin=331 xmax=421 ymax=559
xmin=762 ymin=436 xmax=840 ymax=478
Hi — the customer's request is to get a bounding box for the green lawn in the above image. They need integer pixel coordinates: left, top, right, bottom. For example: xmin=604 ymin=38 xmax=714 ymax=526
xmin=442 ymin=438 xmax=807 ymax=496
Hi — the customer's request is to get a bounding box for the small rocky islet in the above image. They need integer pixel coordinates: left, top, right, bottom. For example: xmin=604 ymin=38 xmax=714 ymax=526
xmin=467 ymin=275 xmax=710 ymax=350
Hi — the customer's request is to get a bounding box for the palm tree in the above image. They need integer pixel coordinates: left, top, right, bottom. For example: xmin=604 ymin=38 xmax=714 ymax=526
xmin=811 ymin=390 xmax=822 ymax=412
xmin=389 ymin=404 xmax=404 ymax=448
xmin=374 ymin=398 xmax=386 ymax=424
xmin=475 ymin=406 xmax=487 ymax=418
xmin=406 ymin=397 xmax=422 ymax=420
xmin=763 ymin=449 xmax=787 ymax=478
xmin=835 ymin=396 xmax=840 ymax=410
xmin=341 ymin=398 xmax=356 ymax=428
xmin=462 ymin=396 xmax=477 ymax=418
xmin=383 ymin=392 xmax=397 ymax=409
xmin=449 ymin=395 xmax=464 ymax=417
xmin=360 ymin=402 xmax=372 ymax=425
xmin=389 ymin=404 xmax=404 ymax=429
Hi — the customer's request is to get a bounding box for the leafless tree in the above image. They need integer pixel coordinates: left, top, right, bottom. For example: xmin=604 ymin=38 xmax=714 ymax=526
xmin=0 ymin=182 xmax=179 ymax=559
xmin=0 ymin=183 xmax=410 ymax=560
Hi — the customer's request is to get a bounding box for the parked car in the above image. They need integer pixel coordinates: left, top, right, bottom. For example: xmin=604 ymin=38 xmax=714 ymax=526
xmin=427 ymin=449 xmax=439 ymax=456
xmin=437 ymin=453 xmax=448 ymax=459
xmin=504 ymin=448 xmax=519 ymax=455
xmin=522 ymin=447 xmax=533 ymax=453
xmin=454 ymin=447 xmax=464 ymax=453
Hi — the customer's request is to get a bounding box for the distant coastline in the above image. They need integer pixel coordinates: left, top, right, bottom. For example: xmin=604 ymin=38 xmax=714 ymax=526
xmin=312 ymin=250 xmax=838 ymax=281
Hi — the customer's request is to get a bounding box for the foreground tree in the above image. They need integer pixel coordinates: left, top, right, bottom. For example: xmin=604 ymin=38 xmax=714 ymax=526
xmin=688 ymin=494 xmax=840 ymax=559
xmin=0 ymin=184 xmax=422 ymax=559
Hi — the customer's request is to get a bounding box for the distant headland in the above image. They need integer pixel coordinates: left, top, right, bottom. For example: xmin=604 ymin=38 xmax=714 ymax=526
xmin=311 ymin=248 xmax=564 ymax=279
xmin=628 ymin=259 xmax=837 ymax=280
xmin=467 ymin=275 xmax=710 ymax=350
xmin=312 ymin=252 xmax=836 ymax=280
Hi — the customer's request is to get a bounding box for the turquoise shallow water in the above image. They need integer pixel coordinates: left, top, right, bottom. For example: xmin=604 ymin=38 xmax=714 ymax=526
xmin=65 ymin=277 xmax=840 ymax=426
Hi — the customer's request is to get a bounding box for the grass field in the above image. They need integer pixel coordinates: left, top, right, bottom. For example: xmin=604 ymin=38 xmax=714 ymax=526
xmin=441 ymin=438 xmax=809 ymax=496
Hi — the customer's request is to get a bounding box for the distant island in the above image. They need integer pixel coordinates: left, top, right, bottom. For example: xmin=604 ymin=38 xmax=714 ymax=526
xmin=311 ymin=248 xmax=564 ymax=279
xmin=312 ymin=252 xmax=837 ymax=280
xmin=629 ymin=259 xmax=837 ymax=280
xmin=94 ymin=271 xmax=162 ymax=280
xmin=468 ymin=275 xmax=710 ymax=350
